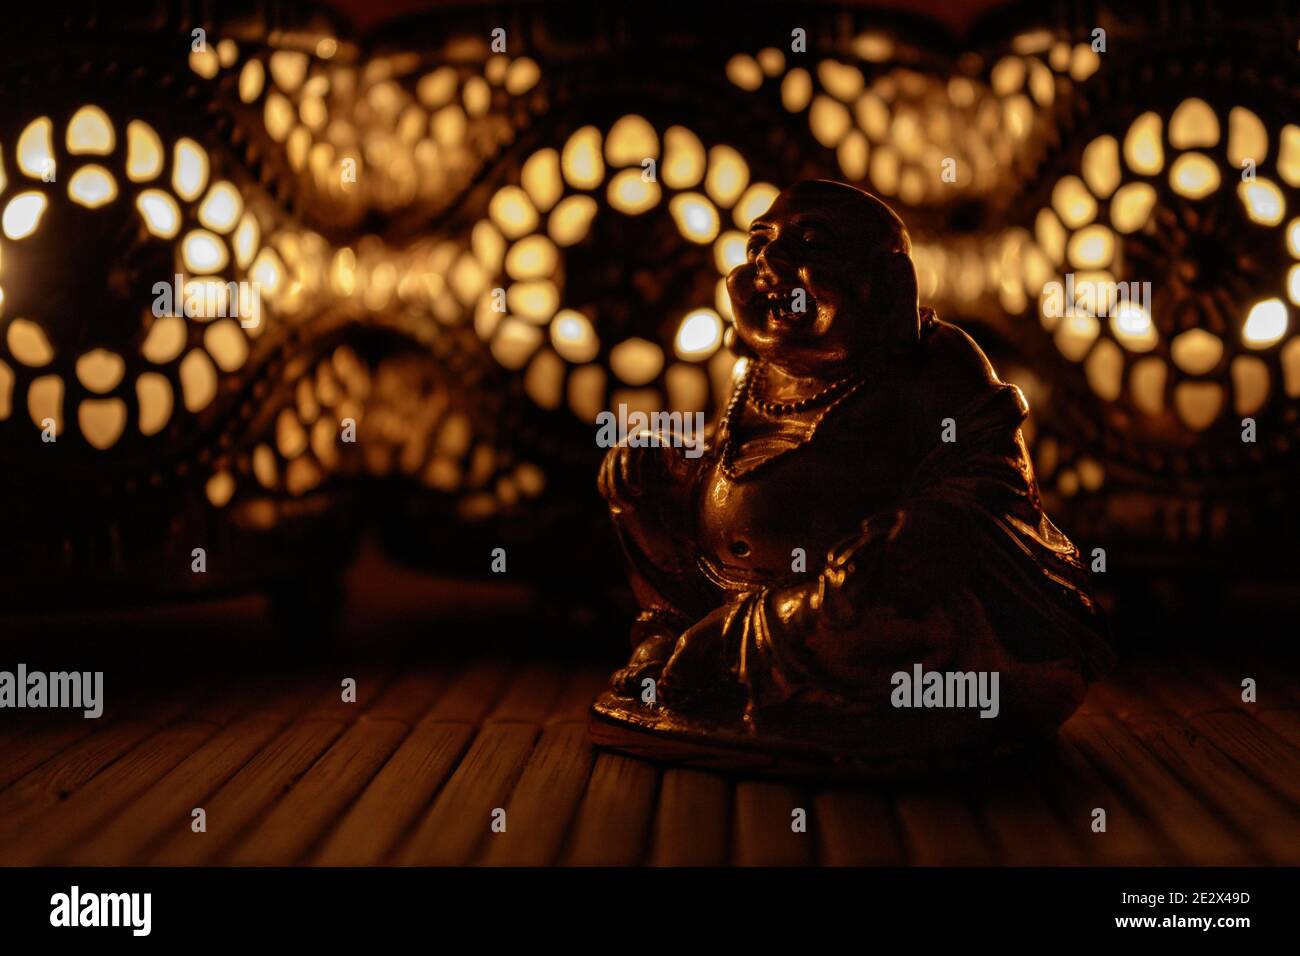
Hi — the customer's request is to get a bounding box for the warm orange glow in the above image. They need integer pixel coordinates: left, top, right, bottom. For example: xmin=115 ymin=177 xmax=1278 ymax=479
xmin=674 ymin=309 xmax=723 ymax=360
xmin=551 ymin=310 xmax=600 ymax=363
xmin=726 ymin=54 xmax=763 ymax=91
xmin=67 ymin=105 xmax=115 ymax=154
xmin=561 ymin=126 xmax=604 ymax=189
xmin=1052 ymin=176 xmax=1095 ymax=228
xmin=1228 ymin=106 xmax=1268 ymax=167
xmin=1170 ymin=329 xmax=1223 ymax=374
xmin=1123 ymin=112 xmax=1164 ymax=175
xmin=1243 ymin=298 xmax=1288 ymax=347
xmin=605 ymin=115 xmax=658 ymax=166
xmin=68 ymin=166 xmax=118 ymax=208
xmin=137 ymin=190 xmax=181 ymax=239
xmin=1169 ymin=153 xmax=1221 ymax=200
xmin=1111 ymin=302 xmax=1158 ymax=352
xmin=8 ymin=319 xmax=54 ymax=366
xmin=3 ymin=192 xmax=47 ymax=240
xmin=705 ymin=146 xmax=749 ymax=207
xmin=199 ymin=182 xmax=244 ymax=233
xmin=548 ymin=195 xmax=598 ymax=247
xmin=17 ymin=117 xmax=55 ymax=179
xmin=173 ymin=138 xmax=210 ymax=201
xmin=522 ymin=149 xmax=563 ymax=213
xmin=607 ymin=169 xmax=660 ymax=215
xmin=662 ymin=126 xmax=706 ymax=190
xmin=76 ymin=350 xmax=125 ymax=392
xmin=1110 ymin=183 xmax=1157 ymax=234
xmin=1238 ymin=179 xmax=1285 ymax=226
xmin=610 ymin=337 xmax=664 ymax=385
xmin=1169 ymin=98 xmax=1219 ymax=149
xmin=126 ymin=121 xmax=164 ymax=182
xmin=734 ymin=183 xmax=779 ymax=229
xmin=781 ymin=69 xmax=812 ymax=113
xmin=1082 ymin=135 xmax=1120 ymax=199
xmin=490 ymin=186 xmax=540 ymax=239
xmin=670 ymin=193 xmax=720 ymax=244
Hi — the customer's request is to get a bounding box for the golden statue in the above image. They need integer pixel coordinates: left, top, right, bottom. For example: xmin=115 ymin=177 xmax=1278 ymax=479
xmin=591 ymin=181 xmax=1112 ymax=777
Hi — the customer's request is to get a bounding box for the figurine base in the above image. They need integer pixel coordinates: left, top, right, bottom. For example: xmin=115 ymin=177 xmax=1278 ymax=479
xmin=589 ymin=691 xmax=1016 ymax=781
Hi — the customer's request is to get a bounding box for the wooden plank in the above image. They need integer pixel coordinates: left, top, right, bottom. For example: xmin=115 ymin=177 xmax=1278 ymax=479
xmin=0 ymin=719 xmax=102 ymax=791
xmin=0 ymin=712 xmax=64 ymax=766
xmin=396 ymin=722 xmax=539 ymax=865
xmin=313 ymin=721 xmax=475 ymax=866
xmin=732 ymin=781 xmax=813 ymax=866
xmin=649 ymin=768 xmax=731 ymax=866
xmin=299 ymin=669 xmax=393 ymax=721
xmin=1091 ymin=678 xmax=1300 ymax=864
xmin=562 ymin=751 xmax=659 ymax=865
xmin=547 ymin=668 xmax=610 ymax=724
xmin=226 ymin=716 xmax=412 ymax=865
xmin=0 ymin=696 xmax=188 ymax=846
xmin=1184 ymin=661 xmax=1286 ymax=711
xmin=67 ymin=673 xmax=334 ymax=862
xmin=892 ymin=781 xmax=992 ymax=865
xmin=1137 ymin=661 xmax=1255 ymax=720
xmin=479 ymin=723 xmax=595 ymax=866
xmin=65 ymin=713 xmax=291 ymax=866
xmin=1089 ymin=670 xmax=1173 ymax=722
xmin=968 ymin=761 xmax=1085 ymax=865
xmin=1063 ymin=713 xmax=1252 ymax=864
xmin=1130 ymin=668 xmax=1300 ymax=807
xmin=1181 ymin=662 xmax=1300 ymax=751
xmin=148 ymin=716 xmax=348 ymax=865
xmin=363 ymin=670 xmax=449 ymax=724
xmin=1237 ymin=652 xmax=1300 ymax=708
xmin=422 ymin=660 xmax=513 ymax=723
xmin=486 ymin=664 xmax=564 ymax=723
xmin=1029 ymin=732 xmax=1169 ymax=865
xmin=812 ymin=788 xmax=904 ymax=866
xmin=186 ymin=675 xmax=281 ymax=725
xmin=225 ymin=669 xmax=453 ymax=864
xmin=0 ymin=719 xmax=220 ymax=865
xmin=314 ymin=663 xmax=513 ymax=865
xmin=1251 ymin=710 xmax=1300 ymax=753
xmin=21 ymin=653 xmax=1293 ymax=869
xmin=145 ymin=668 xmax=408 ymax=866
xmin=1186 ymin=712 xmax=1300 ymax=808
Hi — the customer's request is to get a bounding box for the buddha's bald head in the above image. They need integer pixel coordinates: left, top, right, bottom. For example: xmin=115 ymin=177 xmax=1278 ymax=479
xmin=782 ymin=180 xmax=912 ymax=255
xmin=726 ymin=180 xmax=920 ymax=377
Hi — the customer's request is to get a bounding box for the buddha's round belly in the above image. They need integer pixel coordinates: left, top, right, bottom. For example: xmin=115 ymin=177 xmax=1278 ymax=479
xmin=699 ymin=451 xmax=899 ymax=584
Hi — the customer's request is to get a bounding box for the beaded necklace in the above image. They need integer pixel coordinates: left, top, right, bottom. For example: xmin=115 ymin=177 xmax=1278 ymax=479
xmin=717 ymin=360 xmax=868 ymax=479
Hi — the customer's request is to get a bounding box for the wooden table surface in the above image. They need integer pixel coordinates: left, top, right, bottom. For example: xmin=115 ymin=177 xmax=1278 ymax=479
xmin=0 ymin=650 xmax=1297 ymax=866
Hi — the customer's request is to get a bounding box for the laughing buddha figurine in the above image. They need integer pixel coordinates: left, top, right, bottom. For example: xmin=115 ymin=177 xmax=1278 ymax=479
xmin=590 ymin=180 xmax=1113 ymax=777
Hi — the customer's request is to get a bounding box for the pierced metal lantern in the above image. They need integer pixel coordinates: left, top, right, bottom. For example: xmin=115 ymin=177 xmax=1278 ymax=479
xmin=1 ymin=1 xmax=1297 ymax=619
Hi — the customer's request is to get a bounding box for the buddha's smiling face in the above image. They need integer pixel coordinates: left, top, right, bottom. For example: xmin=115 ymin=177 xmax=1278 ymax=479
xmin=726 ymin=181 xmax=917 ymax=378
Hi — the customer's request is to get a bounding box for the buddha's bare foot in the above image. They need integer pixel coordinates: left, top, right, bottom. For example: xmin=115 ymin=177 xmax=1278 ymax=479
xmin=611 ymin=631 xmax=676 ymax=697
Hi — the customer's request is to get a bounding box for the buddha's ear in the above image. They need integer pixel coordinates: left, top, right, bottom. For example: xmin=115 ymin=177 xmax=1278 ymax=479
xmin=875 ymin=251 xmax=921 ymax=346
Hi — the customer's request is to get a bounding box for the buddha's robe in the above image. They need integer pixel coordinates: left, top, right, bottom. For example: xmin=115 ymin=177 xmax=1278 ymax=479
xmin=604 ymin=312 xmax=1112 ymax=755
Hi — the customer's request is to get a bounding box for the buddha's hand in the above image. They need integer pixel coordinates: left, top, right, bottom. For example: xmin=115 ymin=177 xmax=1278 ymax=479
xmin=659 ymin=605 xmax=732 ymax=705
xmin=597 ymin=440 xmax=695 ymax=512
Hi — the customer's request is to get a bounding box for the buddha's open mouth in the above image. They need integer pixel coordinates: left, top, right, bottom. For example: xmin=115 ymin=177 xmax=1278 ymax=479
xmin=763 ymin=287 xmax=813 ymax=326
